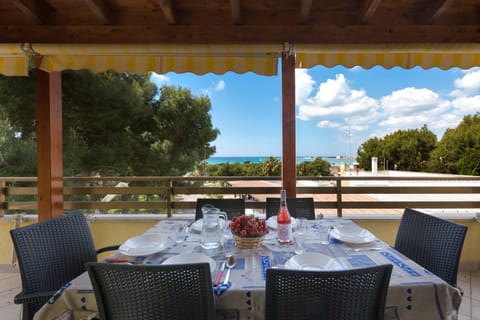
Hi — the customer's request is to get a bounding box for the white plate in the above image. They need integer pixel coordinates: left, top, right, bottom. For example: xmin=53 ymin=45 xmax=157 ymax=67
xmin=334 ymin=224 xmax=364 ymax=236
xmin=266 ymin=216 xmax=298 ymax=230
xmin=285 ymin=253 xmax=343 ymax=271
xmin=191 ymin=218 xmax=227 ymax=232
xmin=330 ymin=227 xmax=376 ymax=244
xmin=162 ymin=253 xmax=216 ymax=271
xmin=119 ymin=233 xmax=170 ymax=256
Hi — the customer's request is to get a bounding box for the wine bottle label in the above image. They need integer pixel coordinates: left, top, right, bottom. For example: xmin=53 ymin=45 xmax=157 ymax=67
xmin=277 ymin=222 xmax=292 ymax=243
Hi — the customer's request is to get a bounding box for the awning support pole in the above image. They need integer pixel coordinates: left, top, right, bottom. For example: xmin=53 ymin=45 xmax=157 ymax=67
xmin=36 ymin=57 xmax=64 ymax=221
xmin=281 ymin=43 xmax=296 ymax=197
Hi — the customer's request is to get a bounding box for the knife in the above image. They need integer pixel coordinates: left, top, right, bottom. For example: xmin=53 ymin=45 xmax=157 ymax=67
xmin=213 ymin=261 xmax=226 ymax=287
xmin=105 ymin=258 xmax=130 ymax=263
xmin=185 ymin=220 xmax=194 ymax=234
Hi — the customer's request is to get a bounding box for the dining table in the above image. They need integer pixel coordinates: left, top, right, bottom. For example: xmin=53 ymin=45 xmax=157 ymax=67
xmin=33 ymin=217 xmax=462 ymax=320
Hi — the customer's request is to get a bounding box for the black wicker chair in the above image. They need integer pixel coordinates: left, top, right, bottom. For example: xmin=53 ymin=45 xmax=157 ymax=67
xmin=195 ymin=198 xmax=245 ymax=220
xmin=265 ymin=197 xmax=315 ymax=220
xmin=86 ymin=262 xmax=216 ymax=320
xmin=394 ymin=208 xmax=467 ymax=288
xmin=10 ymin=212 xmax=119 ymax=320
xmin=265 ymin=264 xmax=393 ymax=320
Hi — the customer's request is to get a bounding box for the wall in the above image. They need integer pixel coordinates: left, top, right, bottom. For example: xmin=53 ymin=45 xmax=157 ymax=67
xmin=1 ymin=214 xmax=479 ymax=271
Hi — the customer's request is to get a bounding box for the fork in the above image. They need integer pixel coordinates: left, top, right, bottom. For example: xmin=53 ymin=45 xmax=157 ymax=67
xmin=349 ymin=247 xmax=383 ymax=252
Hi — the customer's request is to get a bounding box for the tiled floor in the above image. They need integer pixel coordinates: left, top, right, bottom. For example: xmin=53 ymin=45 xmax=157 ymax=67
xmin=458 ymin=271 xmax=480 ymax=320
xmin=0 ymin=270 xmax=478 ymax=319
xmin=0 ymin=271 xmax=21 ymax=320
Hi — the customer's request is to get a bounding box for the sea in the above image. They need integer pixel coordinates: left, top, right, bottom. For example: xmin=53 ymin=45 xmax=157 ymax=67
xmin=207 ymin=156 xmax=356 ymax=165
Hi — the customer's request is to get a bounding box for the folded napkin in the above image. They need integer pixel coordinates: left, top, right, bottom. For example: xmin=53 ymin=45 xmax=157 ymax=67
xmin=213 ymin=281 xmax=231 ymax=297
xmin=260 ymin=255 xmax=271 ymax=280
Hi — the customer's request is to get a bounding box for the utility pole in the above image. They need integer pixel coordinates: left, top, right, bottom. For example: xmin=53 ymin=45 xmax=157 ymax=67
xmin=347 ymin=126 xmax=352 ymax=158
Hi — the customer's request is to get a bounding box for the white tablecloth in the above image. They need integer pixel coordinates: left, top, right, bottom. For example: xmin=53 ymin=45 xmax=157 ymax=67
xmin=34 ymin=219 xmax=462 ymax=320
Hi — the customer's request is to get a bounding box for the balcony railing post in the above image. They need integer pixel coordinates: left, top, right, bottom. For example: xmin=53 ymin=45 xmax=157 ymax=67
xmin=2 ymin=175 xmax=480 ymax=215
xmin=167 ymin=179 xmax=173 ymax=217
xmin=336 ymin=178 xmax=343 ymax=218
xmin=0 ymin=180 xmax=5 ymax=217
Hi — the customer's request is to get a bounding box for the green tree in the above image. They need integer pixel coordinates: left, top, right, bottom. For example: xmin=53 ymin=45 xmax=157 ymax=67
xmin=262 ymin=156 xmax=281 ymax=176
xmin=383 ymin=125 xmax=437 ymax=171
xmin=127 ymin=85 xmax=219 ymax=176
xmin=357 ymin=126 xmax=437 ymax=171
xmin=0 ymin=70 xmax=219 ymax=176
xmin=0 ymin=73 xmax=36 ymax=139
xmin=428 ymin=113 xmax=480 ymax=175
xmin=297 ymin=157 xmax=331 ymax=176
xmin=357 ymin=137 xmax=385 ymax=170
xmin=0 ymin=118 xmax=37 ymax=176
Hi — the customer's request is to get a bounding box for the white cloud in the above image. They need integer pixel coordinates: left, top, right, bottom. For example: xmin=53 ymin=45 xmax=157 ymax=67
xmin=378 ymin=114 xmax=431 ymax=128
xmin=350 ymin=66 xmax=363 ymax=72
xmin=450 ymin=69 xmax=480 ymax=97
xmin=428 ymin=112 xmax=463 ymax=132
xmin=298 ymin=73 xmax=380 ymax=125
xmin=451 ymin=95 xmax=480 ymax=114
xmin=346 ymin=112 xmax=379 ymax=130
xmin=377 ymin=87 xmax=455 ymax=135
xmin=349 ymin=124 xmax=369 ymax=131
xmin=150 ymin=73 xmax=169 ymax=84
xmin=295 ymin=69 xmax=315 ymax=106
xmin=202 ymin=80 xmax=226 ymax=95
xmin=215 ymin=80 xmax=226 ymax=91
xmin=380 ymin=87 xmax=441 ymax=115
xmin=316 ymin=120 xmax=340 ymax=128
xmin=296 ymin=69 xmax=477 ymax=147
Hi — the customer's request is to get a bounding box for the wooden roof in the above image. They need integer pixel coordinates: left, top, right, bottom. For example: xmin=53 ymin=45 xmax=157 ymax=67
xmin=1 ymin=0 xmax=480 ymax=45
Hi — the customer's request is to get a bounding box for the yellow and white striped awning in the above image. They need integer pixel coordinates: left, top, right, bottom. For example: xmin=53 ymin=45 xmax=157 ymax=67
xmin=0 ymin=44 xmax=29 ymax=76
xmin=3 ymin=43 xmax=480 ymax=77
xmin=295 ymin=44 xmax=480 ymax=70
xmin=32 ymin=44 xmax=282 ymax=76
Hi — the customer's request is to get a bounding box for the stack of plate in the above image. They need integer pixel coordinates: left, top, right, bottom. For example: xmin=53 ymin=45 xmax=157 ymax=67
xmin=162 ymin=253 xmax=216 ymax=271
xmin=118 ymin=233 xmax=170 ymax=256
xmin=329 ymin=225 xmax=376 ymax=244
xmin=285 ymin=252 xmax=343 ymax=271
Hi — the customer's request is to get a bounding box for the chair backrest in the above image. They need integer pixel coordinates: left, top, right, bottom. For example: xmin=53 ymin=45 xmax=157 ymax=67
xmin=265 ymin=264 xmax=393 ymax=320
xmin=10 ymin=212 xmax=98 ymax=319
xmin=86 ymin=262 xmax=216 ymax=320
xmin=265 ymin=197 xmax=315 ymax=220
xmin=195 ymin=198 xmax=245 ymax=220
xmin=394 ymin=208 xmax=467 ymax=287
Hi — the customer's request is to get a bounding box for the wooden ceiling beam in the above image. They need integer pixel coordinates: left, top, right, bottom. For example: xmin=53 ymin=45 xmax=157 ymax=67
xmin=298 ymin=0 xmax=312 ymax=24
xmin=359 ymin=0 xmax=382 ymax=24
xmin=149 ymin=0 xmax=176 ymax=24
xmin=1 ymin=25 xmax=479 ymax=44
xmin=81 ymin=0 xmax=113 ymax=25
xmin=9 ymin=0 xmax=53 ymax=24
xmin=230 ymin=0 xmax=241 ymax=25
xmin=421 ymin=0 xmax=455 ymax=24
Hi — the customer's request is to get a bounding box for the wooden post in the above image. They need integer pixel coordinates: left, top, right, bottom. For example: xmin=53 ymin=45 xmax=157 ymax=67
xmin=167 ymin=179 xmax=173 ymax=217
xmin=336 ymin=178 xmax=343 ymax=218
xmin=0 ymin=180 xmax=5 ymax=217
xmin=281 ymin=44 xmax=297 ymax=197
xmin=36 ymin=57 xmax=64 ymax=221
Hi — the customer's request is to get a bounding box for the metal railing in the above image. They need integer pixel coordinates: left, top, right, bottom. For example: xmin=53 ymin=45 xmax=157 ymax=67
xmin=1 ymin=173 xmax=480 ymax=217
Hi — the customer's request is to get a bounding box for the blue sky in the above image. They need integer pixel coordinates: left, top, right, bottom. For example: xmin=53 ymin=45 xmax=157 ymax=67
xmin=150 ymin=65 xmax=480 ymax=157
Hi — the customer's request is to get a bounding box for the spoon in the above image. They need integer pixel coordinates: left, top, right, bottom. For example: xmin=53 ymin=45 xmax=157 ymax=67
xmin=222 ymin=255 xmax=236 ymax=285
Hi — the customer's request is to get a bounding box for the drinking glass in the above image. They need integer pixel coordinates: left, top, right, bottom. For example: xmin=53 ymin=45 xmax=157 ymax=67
xmin=319 ymin=223 xmax=331 ymax=245
xmin=175 ymin=223 xmax=187 ymax=243
xmin=294 ymin=218 xmax=307 ymax=254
